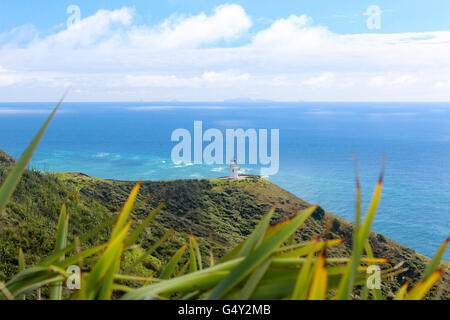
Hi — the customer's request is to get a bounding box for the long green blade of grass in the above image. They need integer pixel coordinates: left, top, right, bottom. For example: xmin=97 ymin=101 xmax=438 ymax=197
xmin=346 ymin=154 xmax=363 ymax=298
xmin=0 ymin=282 xmax=14 ymax=300
xmin=0 ymin=94 xmax=65 ymax=214
xmin=189 ymin=235 xmax=198 ymax=273
xmin=18 ymin=248 xmax=25 ymax=272
xmin=54 ymin=244 xmax=106 ymax=269
xmin=364 ymin=241 xmax=382 ymax=300
xmin=237 ymin=257 xmax=272 ymax=300
xmin=237 ymin=208 xmax=274 ymax=258
xmin=111 ymin=182 xmax=140 ymax=240
xmin=39 ymin=215 xmax=117 ymax=267
xmin=421 ymin=238 xmax=448 ymax=281
xmin=276 ymin=239 xmax=343 ymax=259
xmin=191 ymin=234 xmax=203 ymax=271
xmin=4 ymin=265 xmax=68 ymax=298
xmin=291 ymin=241 xmax=317 ymax=300
xmin=83 ymin=222 xmax=131 ymax=299
xmin=219 ymin=210 xmax=274 ymax=264
xmin=336 ymin=160 xmax=384 ymax=300
xmin=125 ymin=202 xmax=165 ymax=247
xmin=124 ymin=227 xmax=175 ymax=273
xmin=123 ymin=259 xmax=244 ymax=300
xmin=49 ymin=203 xmax=69 ymax=300
xmin=207 ymin=205 xmax=317 ymax=300
xmin=393 ymin=282 xmax=409 ymax=300
xmin=406 ymin=270 xmax=442 ymax=300
xmin=160 ymin=243 xmax=188 ymax=279
xmin=18 ymin=248 xmax=25 ymax=300
xmin=307 ymin=253 xmax=327 ymax=300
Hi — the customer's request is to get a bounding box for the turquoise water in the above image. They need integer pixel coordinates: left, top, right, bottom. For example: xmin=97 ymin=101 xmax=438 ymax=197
xmin=0 ymin=102 xmax=449 ymax=259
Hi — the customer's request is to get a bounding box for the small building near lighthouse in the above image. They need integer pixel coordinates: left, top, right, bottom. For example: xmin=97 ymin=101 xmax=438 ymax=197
xmin=229 ymin=158 xmax=240 ymax=179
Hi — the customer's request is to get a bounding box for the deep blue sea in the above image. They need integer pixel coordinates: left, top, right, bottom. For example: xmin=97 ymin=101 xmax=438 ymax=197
xmin=0 ymin=102 xmax=449 ymax=260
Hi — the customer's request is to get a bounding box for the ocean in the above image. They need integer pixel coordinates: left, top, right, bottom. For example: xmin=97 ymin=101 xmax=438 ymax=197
xmin=0 ymin=101 xmax=449 ymax=260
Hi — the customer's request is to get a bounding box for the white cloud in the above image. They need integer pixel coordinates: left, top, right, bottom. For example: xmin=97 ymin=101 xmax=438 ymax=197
xmin=369 ymin=75 xmax=417 ymax=88
xmin=124 ymin=70 xmax=250 ymax=88
xmin=201 ymin=70 xmax=250 ymax=84
xmin=0 ymin=24 xmax=39 ymax=48
xmin=0 ymin=74 xmax=22 ymax=86
xmin=0 ymin=5 xmax=449 ymax=101
xmin=128 ymin=4 xmax=251 ymax=49
xmin=40 ymin=7 xmax=133 ymax=49
xmin=433 ymin=81 xmax=445 ymax=89
xmin=124 ymin=74 xmax=196 ymax=88
xmin=432 ymin=80 xmax=450 ymax=89
xmin=251 ymin=14 xmax=320 ymax=48
xmin=303 ymin=72 xmax=335 ymax=87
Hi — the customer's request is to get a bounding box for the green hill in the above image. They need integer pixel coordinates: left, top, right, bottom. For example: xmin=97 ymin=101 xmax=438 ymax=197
xmin=0 ymin=148 xmax=448 ymax=299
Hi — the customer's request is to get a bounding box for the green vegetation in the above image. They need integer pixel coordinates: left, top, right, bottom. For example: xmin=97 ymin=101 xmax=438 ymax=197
xmin=0 ymin=103 xmax=448 ymax=300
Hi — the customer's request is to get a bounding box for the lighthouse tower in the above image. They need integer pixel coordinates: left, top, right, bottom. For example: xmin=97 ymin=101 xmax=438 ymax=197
xmin=229 ymin=158 xmax=240 ymax=179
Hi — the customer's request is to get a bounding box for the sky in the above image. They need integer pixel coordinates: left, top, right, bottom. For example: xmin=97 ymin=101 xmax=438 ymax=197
xmin=0 ymin=0 xmax=450 ymax=101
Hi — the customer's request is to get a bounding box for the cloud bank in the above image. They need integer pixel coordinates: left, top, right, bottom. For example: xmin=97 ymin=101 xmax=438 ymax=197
xmin=0 ymin=4 xmax=449 ymax=101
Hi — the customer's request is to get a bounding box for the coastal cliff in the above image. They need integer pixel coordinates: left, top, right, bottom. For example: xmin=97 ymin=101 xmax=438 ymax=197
xmin=0 ymin=148 xmax=448 ymax=299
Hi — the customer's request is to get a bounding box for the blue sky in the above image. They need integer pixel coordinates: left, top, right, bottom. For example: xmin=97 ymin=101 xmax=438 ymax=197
xmin=0 ymin=1 xmax=450 ymax=101
xmin=1 ymin=0 xmax=450 ymax=34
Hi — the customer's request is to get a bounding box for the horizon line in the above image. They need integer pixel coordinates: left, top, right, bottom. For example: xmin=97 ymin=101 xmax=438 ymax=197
xmin=1 ymin=100 xmax=450 ymax=104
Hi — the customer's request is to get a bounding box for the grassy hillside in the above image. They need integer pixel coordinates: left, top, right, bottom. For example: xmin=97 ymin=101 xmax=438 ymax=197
xmin=0 ymin=149 xmax=448 ymax=299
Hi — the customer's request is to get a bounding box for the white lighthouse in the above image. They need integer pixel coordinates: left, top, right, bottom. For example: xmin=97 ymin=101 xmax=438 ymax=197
xmin=229 ymin=157 xmax=240 ymax=179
